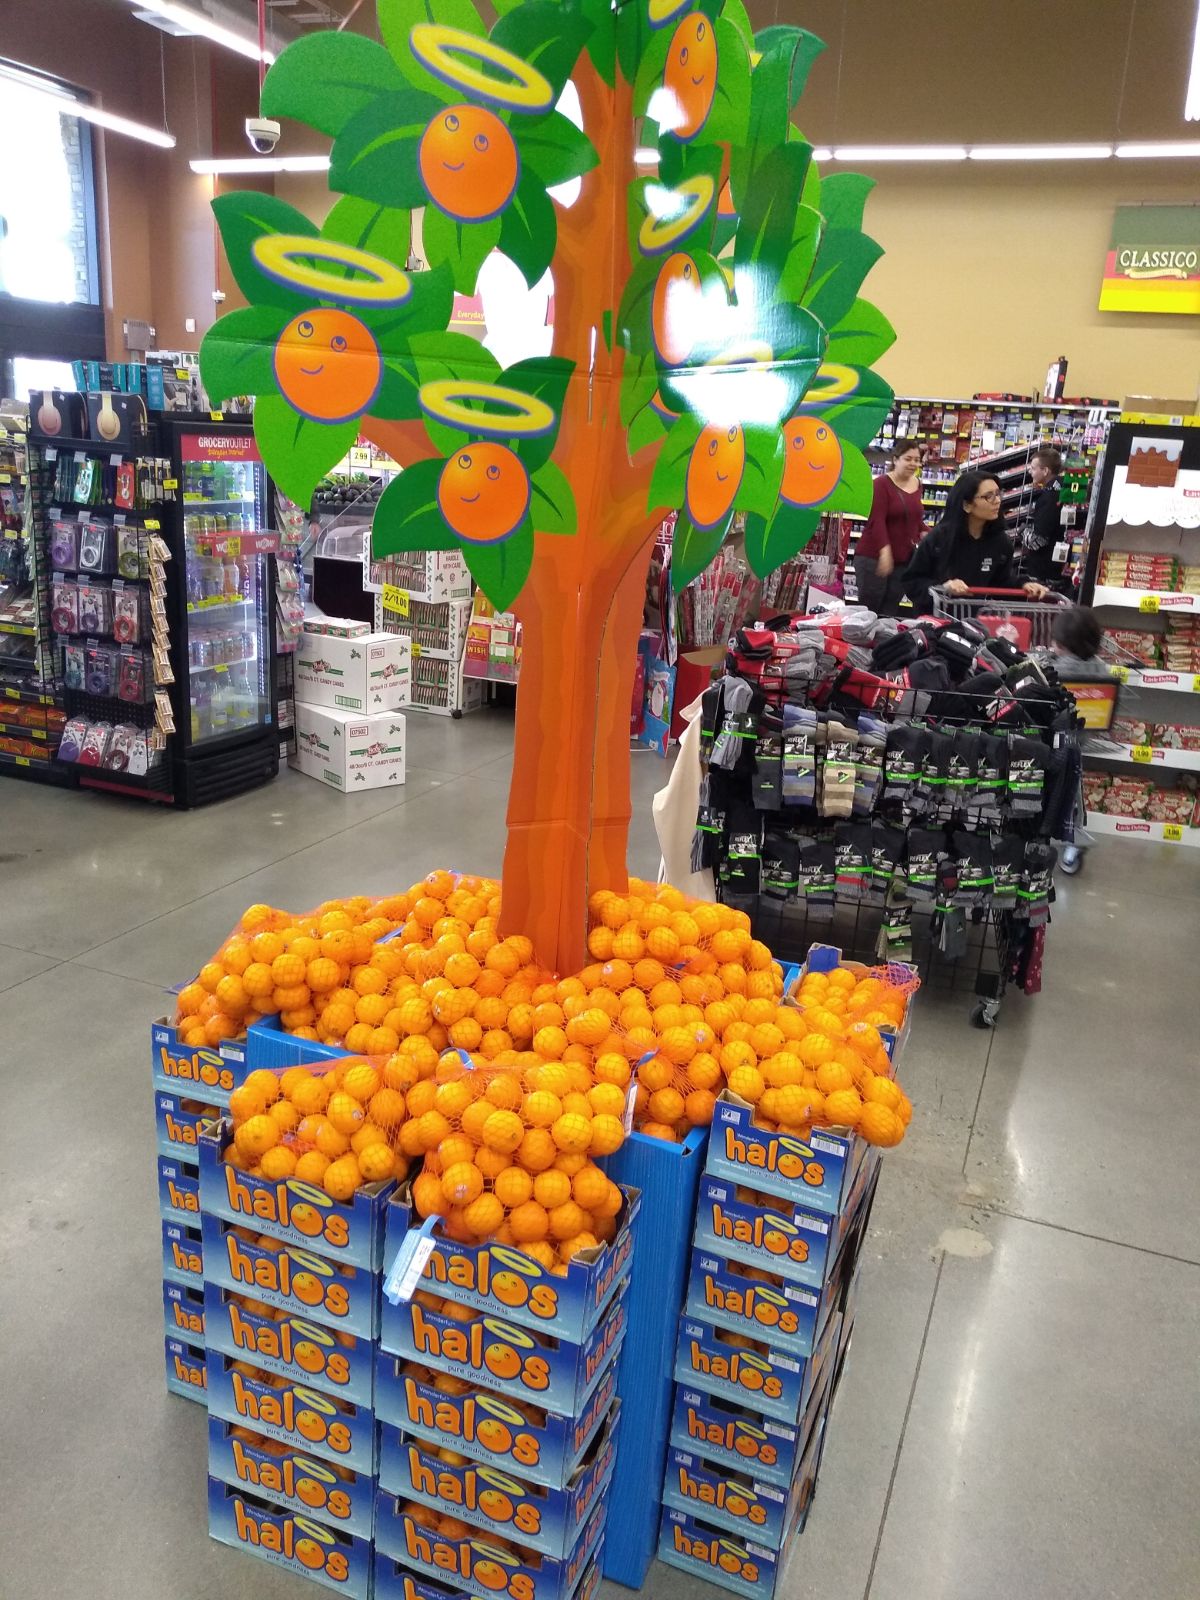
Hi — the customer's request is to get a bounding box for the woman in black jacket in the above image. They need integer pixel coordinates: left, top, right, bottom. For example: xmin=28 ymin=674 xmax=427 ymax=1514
xmin=902 ymin=470 xmax=1049 ymax=613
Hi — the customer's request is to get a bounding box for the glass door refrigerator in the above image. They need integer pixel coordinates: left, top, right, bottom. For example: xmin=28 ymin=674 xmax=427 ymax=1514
xmin=164 ymin=419 xmax=280 ymax=806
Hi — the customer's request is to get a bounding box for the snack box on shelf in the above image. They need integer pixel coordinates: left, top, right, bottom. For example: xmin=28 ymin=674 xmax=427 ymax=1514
xmin=375 ymin=1354 xmax=620 ymax=1492
xmin=201 ymin=1212 xmax=378 ymax=1338
xmin=151 ymin=1016 xmax=248 ymax=1104
xmin=704 ymin=1092 xmax=880 ymax=1220
xmin=155 ymin=1089 xmax=222 ymax=1161
xmin=382 ymin=1189 xmax=639 ymax=1345
xmin=207 ymin=1416 xmax=375 ymax=1538
xmin=198 ymin=1120 xmax=393 ymax=1269
xmin=162 ymin=1219 xmax=203 ymax=1288
xmin=672 ymin=1306 xmax=841 ymax=1428
xmin=381 ymin=1275 xmax=630 ymax=1418
xmin=373 ymin=596 xmax=472 ymax=660
xmin=158 ymin=1153 xmax=200 ymax=1224
xmin=204 ymin=1281 xmax=375 ymax=1406
xmin=163 ymin=1278 xmax=206 ymax=1343
xmin=207 ymin=1352 xmax=376 ymax=1475
xmin=379 ymin=1402 xmax=619 ymax=1560
xmin=208 ymin=1479 xmax=372 ymax=1600
xmin=683 ymin=1248 xmax=836 ymax=1360
xmin=374 ymin=1488 xmax=607 ymax=1600
xmin=373 ymin=1546 xmax=606 ymax=1600
xmin=165 ymin=1333 xmax=207 ymax=1402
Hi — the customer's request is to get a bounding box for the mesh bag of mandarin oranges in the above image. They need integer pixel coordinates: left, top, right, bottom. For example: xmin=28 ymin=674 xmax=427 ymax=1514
xmin=223 ymin=1050 xmax=627 ymax=1269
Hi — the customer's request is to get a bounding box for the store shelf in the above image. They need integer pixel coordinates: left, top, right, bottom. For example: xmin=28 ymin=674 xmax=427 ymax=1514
xmin=185 ymin=597 xmax=251 ymax=615
xmin=1086 ymin=740 xmax=1200 ymax=771
xmin=1092 ymin=585 xmax=1199 ymax=612
xmin=1114 ymin=667 xmax=1200 ymax=695
xmin=1086 ymin=811 xmax=1200 ymax=846
xmin=0 ymin=720 xmax=50 ymax=741
xmin=1 ymin=685 xmax=57 ymax=706
xmin=0 ymin=620 xmax=36 ymax=636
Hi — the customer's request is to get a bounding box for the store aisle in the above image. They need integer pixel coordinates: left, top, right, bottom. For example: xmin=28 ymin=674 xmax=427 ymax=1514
xmin=0 ymin=708 xmax=1197 ymax=1600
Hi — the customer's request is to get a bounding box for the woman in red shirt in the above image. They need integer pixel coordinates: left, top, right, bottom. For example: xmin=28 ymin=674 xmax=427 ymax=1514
xmin=853 ymin=438 xmax=924 ymax=614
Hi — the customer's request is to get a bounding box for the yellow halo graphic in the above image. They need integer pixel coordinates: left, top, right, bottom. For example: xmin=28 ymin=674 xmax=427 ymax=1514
xmin=419 ymin=380 xmax=556 ymax=439
xmin=648 ymin=0 xmax=693 ymax=25
xmin=252 ymin=235 xmax=413 ymax=307
xmin=410 ymin=24 xmax=553 ymax=113
xmin=638 ymin=175 xmax=716 ymax=257
xmin=799 ymin=364 xmax=861 ymax=404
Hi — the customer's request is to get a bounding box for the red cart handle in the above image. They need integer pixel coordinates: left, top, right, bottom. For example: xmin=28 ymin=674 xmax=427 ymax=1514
xmin=943 ymin=586 xmax=1061 ymax=598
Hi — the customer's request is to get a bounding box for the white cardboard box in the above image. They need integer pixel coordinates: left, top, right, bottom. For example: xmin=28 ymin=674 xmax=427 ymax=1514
xmin=295 ymin=630 xmax=411 ymax=712
xmin=367 ymin=549 xmax=472 ymax=601
xmin=290 ymin=702 xmax=406 ymax=791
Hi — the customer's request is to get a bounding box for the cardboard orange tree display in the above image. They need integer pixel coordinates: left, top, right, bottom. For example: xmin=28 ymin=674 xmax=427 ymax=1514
xmin=200 ymin=0 xmax=894 ymax=974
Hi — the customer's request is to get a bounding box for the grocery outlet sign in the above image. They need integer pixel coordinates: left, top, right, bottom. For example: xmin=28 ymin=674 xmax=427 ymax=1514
xmin=1100 ymin=204 xmax=1200 ymax=314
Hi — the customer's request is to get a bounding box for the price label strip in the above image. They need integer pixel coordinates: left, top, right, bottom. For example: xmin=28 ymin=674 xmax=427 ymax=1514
xmin=1163 ymin=824 xmax=1184 ymax=842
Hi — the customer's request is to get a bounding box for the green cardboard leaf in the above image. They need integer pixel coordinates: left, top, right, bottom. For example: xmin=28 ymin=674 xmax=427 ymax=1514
xmin=211 ymin=193 xmax=318 ymax=313
xmin=721 ymin=0 xmax=755 ymax=50
xmin=518 ymin=110 xmax=599 ymax=188
xmin=329 ymin=90 xmax=439 ymax=210
xmin=628 ymin=401 xmax=669 ymax=457
xmin=410 ymin=330 xmax=501 ymax=452
xmin=633 ymin=29 xmax=672 ymax=117
xmin=619 ymin=349 xmax=661 ymax=429
xmin=529 ymin=461 xmax=576 ymax=534
xmin=754 ymin=25 xmax=825 ymax=109
xmin=744 ymin=502 xmax=820 ymax=577
xmin=803 ymin=366 xmax=894 ymax=449
xmin=499 ymin=174 xmax=557 ymax=289
xmin=730 ymin=26 xmax=823 ymax=197
xmin=378 ymin=0 xmax=486 ymax=98
xmin=693 ymin=18 xmax=750 ymax=147
xmin=360 ymin=260 xmax=455 ymax=343
xmin=803 ymin=228 xmax=885 ymax=333
xmin=373 ymin=354 xmax=423 ymax=421
xmin=580 ymin=0 xmax=616 ymax=84
xmin=502 ymin=355 xmax=572 ymax=471
xmin=462 ymin=522 xmax=534 ymax=609
xmin=422 ymin=206 xmax=501 ymax=293
xmin=818 ymin=172 xmax=876 ymax=233
xmin=671 ymin=510 xmax=729 ymax=587
xmin=253 ymin=396 xmax=358 ymax=507
xmin=779 ymin=204 xmax=823 ymax=301
xmin=825 ymin=297 xmax=897 ymax=367
xmin=199 ymin=306 xmax=289 ymax=405
xmin=261 ymin=34 xmax=405 ymax=138
xmin=738 ymin=428 xmax=785 ymax=518
xmin=616 ymin=0 xmax=654 ymax=87
xmin=818 ymin=440 xmax=873 ymax=514
xmin=322 ymin=196 xmax=412 ymax=264
xmin=491 ymin=1 xmax=593 ymax=104
xmin=372 ymin=457 xmax=460 ymax=556
xmin=733 ymin=142 xmax=811 ymax=279
xmin=649 ymin=410 xmax=702 ymax=507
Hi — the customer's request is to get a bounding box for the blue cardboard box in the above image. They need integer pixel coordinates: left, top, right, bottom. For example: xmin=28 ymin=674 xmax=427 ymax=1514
xmin=379 ymin=1403 xmax=619 ymax=1560
xmin=673 ymin=1308 xmax=840 ymax=1427
xmin=163 ymin=1278 xmax=205 ymax=1343
xmin=207 ymin=1352 xmax=376 ymax=1475
xmin=151 ymin=1016 xmax=248 ymax=1105
xmin=374 ymin=1546 xmax=605 ymax=1600
xmin=165 ymin=1334 xmax=207 ymax=1402
xmin=706 ymin=1094 xmax=883 ymax=1222
xmin=375 ymin=1490 xmax=606 ymax=1600
xmin=381 ymin=1277 xmax=629 ymax=1419
xmin=683 ymin=1248 xmax=832 ymax=1360
xmin=668 ymin=1384 xmax=800 ymax=1491
xmin=162 ymin=1219 xmax=203 ymax=1287
xmin=203 ymin=1281 xmax=374 ymax=1407
xmin=155 ymin=1090 xmax=221 ymax=1162
xmin=693 ymin=1170 xmax=868 ymax=1292
xmin=783 ymin=944 xmax=914 ymax=1063
xmin=207 ymin=1415 xmax=375 ymax=1538
xmin=382 ymin=1189 xmax=638 ymax=1345
xmin=200 ymin=1121 xmax=392 ymax=1269
xmin=207 ymin=1479 xmax=372 ymax=1599
xmin=374 ymin=1354 xmax=619 ymax=1492
xmin=200 ymin=1213 xmax=378 ymax=1339
xmin=158 ymin=1153 xmax=200 ymax=1225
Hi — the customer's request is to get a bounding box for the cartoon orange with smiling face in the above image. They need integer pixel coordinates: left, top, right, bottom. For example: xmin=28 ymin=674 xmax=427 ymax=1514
xmin=781 ymin=418 xmax=843 ymax=506
xmin=687 ymin=423 xmax=744 ymax=528
xmin=274 ymin=309 xmax=381 ymax=424
xmin=663 ymin=13 xmax=718 ymax=140
xmin=420 ymin=105 xmax=519 ymax=222
xmin=438 ymin=444 xmax=530 ymax=543
xmin=652 ymin=252 xmax=703 ymax=365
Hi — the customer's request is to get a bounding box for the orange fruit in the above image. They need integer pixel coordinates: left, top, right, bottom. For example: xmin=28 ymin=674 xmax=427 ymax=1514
xmin=727 ymin=1065 xmax=766 ymax=1104
xmin=508 ymin=1201 xmax=550 ymax=1243
xmin=571 ymin=1164 xmax=610 ymax=1212
xmin=814 ymin=1060 xmax=853 ymax=1096
xmin=260 ymin=1145 xmax=296 ymax=1181
xmin=493 ymin=1167 xmax=533 ymax=1208
xmin=327 ymin=1091 xmax=367 ymax=1136
xmin=522 ymin=1091 xmax=561 ymax=1129
xmin=442 ymin=1162 xmax=484 ymax=1206
xmin=235 ymin=1115 xmax=279 ymax=1161
xmin=547 ymin=1200 xmax=586 ymax=1241
xmin=463 ymin=1192 xmax=505 ymax=1237
xmin=516 ymin=1129 xmax=557 ymax=1172
xmin=358 ymin=1143 xmax=396 ymax=1183
xmin=482 ymin=1109 xmax=525 ymax=1155
xmin=413 ymin=1172 xmax=447 ymax=1218
xmin=533 ymin=1170 xmax=572 ymax=1209
xmin=821 ymin=1088 xmax=862 ymax=1128
xmin=295 ymin=1150 xmax=331 ymax=1185
xmin=323 ymin=1153 xmax=362 ymax=1202
xmin=588 ymin=1114 xmax=625 ymax=1156
xmin=316 ymin=1122 xmax=351 ymax=1159
xmin=648 ymin=1087 xmax=685 ymax=1125
xmin=859 ymin=1102 xmax=904 ymax=1147
xmin=684 ymin=1089 xmax=716 ymax=1125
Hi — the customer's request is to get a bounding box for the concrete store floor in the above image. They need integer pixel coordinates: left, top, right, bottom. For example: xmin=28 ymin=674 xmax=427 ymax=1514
xmin=1 ymin=705 xmax=1197 ymax=1600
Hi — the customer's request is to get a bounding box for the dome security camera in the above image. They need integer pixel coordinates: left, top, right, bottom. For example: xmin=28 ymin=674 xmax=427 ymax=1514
xmin=245 ymin=117 xmax=281 ymax=154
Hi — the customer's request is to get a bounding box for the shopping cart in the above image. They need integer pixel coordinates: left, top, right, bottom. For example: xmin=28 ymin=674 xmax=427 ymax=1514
xmin=929 ymin=585 xmax=1071 ymax=650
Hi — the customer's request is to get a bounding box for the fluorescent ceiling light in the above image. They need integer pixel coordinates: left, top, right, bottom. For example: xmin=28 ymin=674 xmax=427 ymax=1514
xmin=1115 ymin=140 xmax=1200 ymax=157
xmin=0 ymin=62 xmax=175 ymax=147
xmin=970 ymin=144 xmax=1111 ymax=160
xmin=833 ymin=145 xmax=968 ymax=161
xmin=1187 ymin=0 xmax=1200 ymax=119
xmin=191 ymin=154 xmax=330 ymax=173
xmin=811 ymin=147 xmax=833 ymax=161
xmin=131 ymin=1 xmax=275 ymax=64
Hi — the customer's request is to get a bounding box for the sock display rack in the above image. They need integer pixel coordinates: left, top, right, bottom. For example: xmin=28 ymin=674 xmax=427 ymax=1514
xmin=1080 ymin=418 xmax=1200 ymax=846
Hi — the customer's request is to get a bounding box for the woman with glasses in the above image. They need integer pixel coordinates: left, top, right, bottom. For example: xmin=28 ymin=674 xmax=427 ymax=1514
xmin=901 ymin=469 xmax=1050 ymax=613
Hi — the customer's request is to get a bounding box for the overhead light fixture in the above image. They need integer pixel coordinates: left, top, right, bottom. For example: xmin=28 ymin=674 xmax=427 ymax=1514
xmin=1115 ymin=140 xmax=1200 ymax=158
xmin=1187 ymin=0 xmax=1200 ymax=119
xmin=130 ymin=1 xmax=275 ymax=64
xmin=832 ymin=145 xmax=968 ymax=162
xmin=969 ymin=144 xmax=1111 ymax=160
xmin=0 ymin=61 xmax=176 ymax=148
xmin=190 ymin=154 xmax=330 ymax=174
xmin=811 ymin=147 xmax=833 ymax=161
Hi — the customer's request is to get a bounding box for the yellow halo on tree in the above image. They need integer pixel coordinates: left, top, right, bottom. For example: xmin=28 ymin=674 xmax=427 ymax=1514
xmin=638 ymin=175 xmax=716 ymax=257
xmin=409 ymin=23 xmax=554 ymax=112
xmin=251 ymin=235 xmax=413 ymax=306
xmin=800 ymin=364 xmax=861 ymax=403
xmin=419 ymin=379 xmax=556 ymax=439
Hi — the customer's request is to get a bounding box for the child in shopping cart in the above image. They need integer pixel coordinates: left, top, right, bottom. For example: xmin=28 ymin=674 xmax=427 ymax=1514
xmin=1045 ymin=605 xmax=1107 ymax=680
